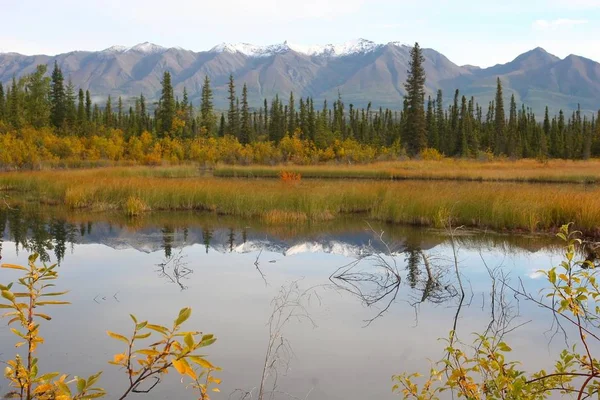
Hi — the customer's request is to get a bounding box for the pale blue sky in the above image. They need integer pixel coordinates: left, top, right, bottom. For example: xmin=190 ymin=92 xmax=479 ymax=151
xmin=1 ymin=0 xmax=598 ymax=67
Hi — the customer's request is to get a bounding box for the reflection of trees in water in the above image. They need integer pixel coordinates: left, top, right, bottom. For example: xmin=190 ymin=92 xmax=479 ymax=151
xmin=330 ymin=231 xmax=457 ymax=325
xmin=161 ymin=226 xmax=174 ymax=258
xmin=202 ymin=227 xmax=213 ymax=254
xmin=228 ymin=228 xmax=236 ymax=252
xmin=0 ymin=208 xmax=81 ymax=264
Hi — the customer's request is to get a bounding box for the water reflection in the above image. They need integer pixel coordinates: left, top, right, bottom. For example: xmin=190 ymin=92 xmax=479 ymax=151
xmin=0 ymin=206 xmax=565 ymax=266
xmin=0 ymin=206 xmax=574 ymax=399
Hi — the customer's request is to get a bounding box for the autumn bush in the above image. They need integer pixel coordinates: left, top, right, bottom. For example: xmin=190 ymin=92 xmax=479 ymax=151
xmin=0 ymin=255 xmax=221 ymax=399
xmin=394 ymin=224 xmax=600 ymax=399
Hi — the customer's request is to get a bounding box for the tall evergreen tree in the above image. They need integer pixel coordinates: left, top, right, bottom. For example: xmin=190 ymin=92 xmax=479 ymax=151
xmin=494 ymin=78 xmax=506 ymax=155
xmin=117 ymin=96 xmax=124 ymax=129
xmin=199 ymin=76 xmax=215 ymax=136
xmin=435 ymin=90 xmax=445 ymax=152
xmin=0 ymin=82 xmax=5 ymax=121
xmin=404 ymin=42 xmax=427 ymax=156
xmin=50 ymin=61 xmax=66 ymax=128
xmin=158 ymin=71 xmax=175 ymax=137
xmin=288 ymin=92 xmax=296 ymax=134
xmin=24 ymin=64 xmax=51 ymax=128
xmin=240 ymin=84 xmax=251 ymax=144
xmin=105 ymin=95 xmax=113 ymax=127
xmin=226 ymin=74 xmax=239 ymax=136
xmin=65 ymin=78 xmax=77 ymax=126
xmin=77 ymin=89 xmax=85 ymax=126
xmin=85 ymin=90 xmax=92 ymax=122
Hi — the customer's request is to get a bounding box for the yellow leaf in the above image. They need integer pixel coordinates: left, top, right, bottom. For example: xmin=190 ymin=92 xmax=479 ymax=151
xmin=113 ymin=353 xmax=127 ymax=364
xmin=107 ymin=331 xmax=129 ymax=344
xmin=172 ymin=359 xmax=187 ymax=375
xmin=189 ymin=356 xmax=216 ymax=369
xmin=1 ymin=264 xmax=28 ymax=271
xmin=212 ymin=388 xmax=221 ymax=392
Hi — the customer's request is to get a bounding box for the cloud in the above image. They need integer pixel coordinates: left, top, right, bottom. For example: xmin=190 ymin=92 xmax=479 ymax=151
xmin=532 ymin=18 xmax=589 ymax=30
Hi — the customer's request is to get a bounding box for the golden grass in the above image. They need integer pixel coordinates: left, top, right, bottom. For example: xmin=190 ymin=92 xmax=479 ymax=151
xmin=215 ymin=159 xmax=600 ymax=184
xmin=1 ymin=166 xmax=599 ymax=236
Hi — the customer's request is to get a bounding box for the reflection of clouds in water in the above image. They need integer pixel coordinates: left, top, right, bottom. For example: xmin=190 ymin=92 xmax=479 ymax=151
xmin=0 ymin=223 xmax=572 ymax=400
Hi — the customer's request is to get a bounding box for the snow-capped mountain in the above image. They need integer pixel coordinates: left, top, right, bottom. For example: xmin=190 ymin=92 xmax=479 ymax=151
xmin=210 ymin=38 xmax=387 ymax=58
xmin=2 ymin=40 xmax=599 ymax=116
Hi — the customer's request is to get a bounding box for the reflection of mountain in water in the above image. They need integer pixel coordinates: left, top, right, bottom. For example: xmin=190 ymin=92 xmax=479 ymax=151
xmin=0 ymin=207 xmax=561 ymax=264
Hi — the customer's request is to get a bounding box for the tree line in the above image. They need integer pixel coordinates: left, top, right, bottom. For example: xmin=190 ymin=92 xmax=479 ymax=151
xmin=1 ymin=44 xmax=599 ymax=162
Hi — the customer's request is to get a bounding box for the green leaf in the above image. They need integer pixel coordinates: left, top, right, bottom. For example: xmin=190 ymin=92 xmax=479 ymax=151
xmin=134 ymin=332 xmax=152 ymax=339
xmin=2 ymin=290 xmax=15 ymax=302
xmin=34 ymin=313 xmax=52 ymax=321
xmin=136 ymin=321 xmax=148 ymax=330
xmin=76 ymin=377 xmax=86 ymax=393
xmin=498 ymin=342 xmax=512 ymax=352
xmin=57 ymin=381 xmax=71 ymax=396
xmin=36 ymin=372 xmax=60 ymax=382
xmin=41 ymin=291 xmax=69 ymax=297
xmin=129 ymin=314 xmax=138 ymax=324
xmin=146 ymin=324 xmax=169 ymax=335
xmin=106 ymin=331 xmax=129 ymax=344
xmin=198 ymin=337 xmax=217 ymax=348
xmin=86 ymin=371 xmax=103 ymax=388
xmin=174 ymin=307 xmax=192 ymax=326
xmin=184 ymin=333 xmax=194 ymax=349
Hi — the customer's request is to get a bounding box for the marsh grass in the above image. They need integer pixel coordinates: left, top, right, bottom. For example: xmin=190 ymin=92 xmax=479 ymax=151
xmin=1 ymin=166 xmax=600 ymax=236
xmin=214 ymin=159 xmax=600 ymax=184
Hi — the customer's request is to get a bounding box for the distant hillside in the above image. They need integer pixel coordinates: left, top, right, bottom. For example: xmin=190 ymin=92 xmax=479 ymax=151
xmin=1 ymin=39 xmax=599 ymax=116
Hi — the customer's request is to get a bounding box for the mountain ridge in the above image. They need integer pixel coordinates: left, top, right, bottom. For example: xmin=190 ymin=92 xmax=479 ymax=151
xmin=1 ymin=40 xmax=598 ymax=116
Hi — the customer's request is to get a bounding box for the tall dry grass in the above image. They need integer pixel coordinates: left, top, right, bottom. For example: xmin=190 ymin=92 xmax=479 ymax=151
xmin=214 ymin=159 xmax=600 ymax=184
xmin=1 ymin=166 xmax=599 ymax=236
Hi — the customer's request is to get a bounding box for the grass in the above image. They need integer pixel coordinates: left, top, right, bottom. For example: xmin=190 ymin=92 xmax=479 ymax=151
xmin=214 ymin=159 xmax=600 ymax=184
xmin=1 ymin=165 xmax=600 ymax=237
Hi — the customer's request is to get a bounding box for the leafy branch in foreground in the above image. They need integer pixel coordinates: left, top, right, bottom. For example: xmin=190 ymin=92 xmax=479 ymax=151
xmin=1 ymin=254 xmax=220 ymax=400
xmin=393 ymin=223 xmax=600 ymax=399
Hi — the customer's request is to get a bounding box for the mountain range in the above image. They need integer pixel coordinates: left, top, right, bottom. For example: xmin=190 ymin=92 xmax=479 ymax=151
xmin=1 ymin=39 xmax=599 ymax=116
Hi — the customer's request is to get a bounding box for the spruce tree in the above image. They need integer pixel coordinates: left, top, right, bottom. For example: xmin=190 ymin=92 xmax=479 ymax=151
xmin=494 ymin=78 xmax=506 ymax=155
xmin=105 ymin=96 xmax=113 ymax=127
xmin=24 ymin=64 xmax=51 ymax=128
xmin=435 ymin=90 xmax=444 ymax=152
xmin=117 ymin=96 xmax=124 ymax=129
xmin=77 ymin=89 xmax=85 ymax=126
xmin=85 ymin=90 xmax=92 ymax=122
xmin=0 ymin=82 xmax=5 ymax=121
xmin=50 ymin=61 xmax=66 ymax=128
xmin=199 ymin=76 xmax=215 ymax=135
xmin=404 ymin=42 xmax=427 ymax=156
xmin=218 ymin=113 xmax=226 ymax=137
xmin=63 ymin=78 xmax=76 ymax=127
xmin=158 ymin=71 xmax=175 ymax=137
xmin=8 ymin=77 xmax=21 ymax=129
xmin=288 ymin=92 xmax=296 ymax=134
xmin=240 ymin=84 xmax=251 ymax=144
xmin=226 ymin=74 xmax=239 ymax=136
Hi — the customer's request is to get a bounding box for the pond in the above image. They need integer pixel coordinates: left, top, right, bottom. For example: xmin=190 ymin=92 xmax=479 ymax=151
xmin=0 ymin=208 xmax=575 ymax=399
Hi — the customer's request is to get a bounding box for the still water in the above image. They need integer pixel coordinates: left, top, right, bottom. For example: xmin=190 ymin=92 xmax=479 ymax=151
xmin=0 ymin=209 xmax=573 ymax=399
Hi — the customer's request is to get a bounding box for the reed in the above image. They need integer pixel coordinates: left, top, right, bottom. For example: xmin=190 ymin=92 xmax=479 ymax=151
xmin=1 ymin=166 xmax=599 ymax=236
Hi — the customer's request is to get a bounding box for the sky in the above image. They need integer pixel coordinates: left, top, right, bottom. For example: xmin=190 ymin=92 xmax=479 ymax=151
xmin=0 ymin=0 xmax=599 ymax=67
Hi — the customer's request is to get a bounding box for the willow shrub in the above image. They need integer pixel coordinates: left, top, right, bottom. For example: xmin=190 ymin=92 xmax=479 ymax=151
xmin=1 ymin=255 xmax=221 ymax=399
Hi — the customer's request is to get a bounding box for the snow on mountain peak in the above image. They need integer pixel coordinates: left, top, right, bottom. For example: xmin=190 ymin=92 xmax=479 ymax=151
xmin=102 ymin=45 xmax=128 ymax=53
xmin=210 ymin=38 xmax=386 ymax=58
xmin=126 ymin=42 xmax=166 ymax=54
